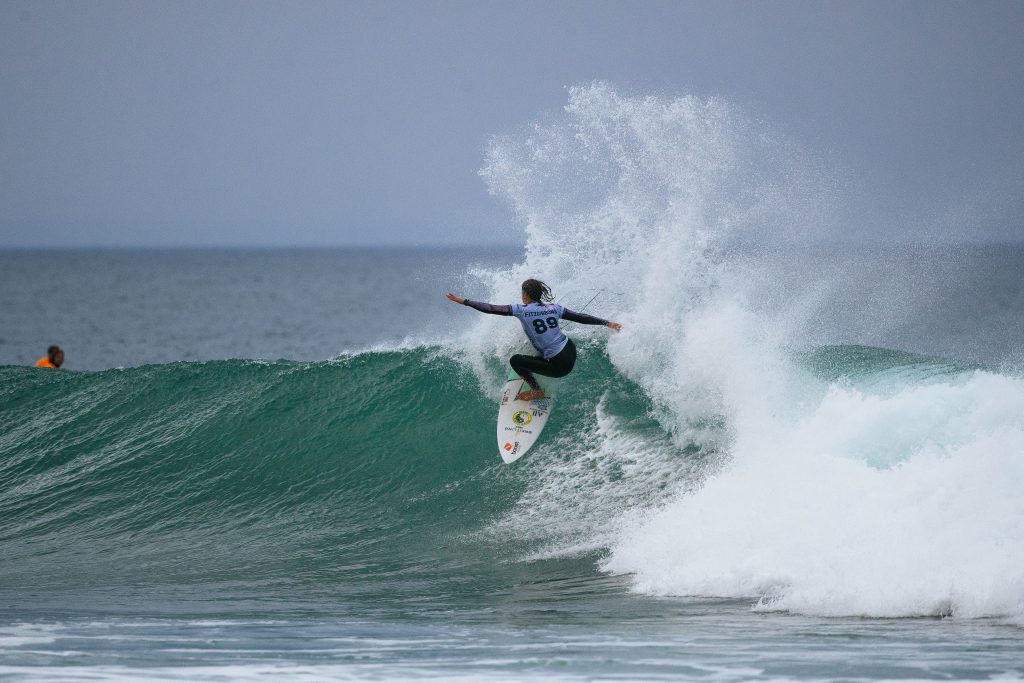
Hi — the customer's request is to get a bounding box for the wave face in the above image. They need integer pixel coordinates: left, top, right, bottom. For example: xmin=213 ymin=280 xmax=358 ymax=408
xmin=0 ymin=352 xmax=518 ymax=602
xmin=4 ymin=84 xmax=1023 ymax=623
xmin=0 ymin=347 xmax=692 ymax=609
xmin=4 ymin=344 xmax=1021 ymax=621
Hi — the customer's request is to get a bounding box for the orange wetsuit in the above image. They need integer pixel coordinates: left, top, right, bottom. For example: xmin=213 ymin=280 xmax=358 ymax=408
xmin=34 ymin=357 xmax=58 ymax=368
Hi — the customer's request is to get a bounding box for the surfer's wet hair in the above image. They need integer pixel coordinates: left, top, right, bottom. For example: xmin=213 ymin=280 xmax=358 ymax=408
xmin=521 ymin=279 xmax=554 ymax=303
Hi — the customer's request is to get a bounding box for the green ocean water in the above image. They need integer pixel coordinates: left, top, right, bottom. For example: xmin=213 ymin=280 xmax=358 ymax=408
xmin=3 ymin=331 xmax=1024 ymax=680
xmin=0 ymin=345 xmax=668 ymax=607
xmin=4 ymin=82 xmax=1024 ymax=678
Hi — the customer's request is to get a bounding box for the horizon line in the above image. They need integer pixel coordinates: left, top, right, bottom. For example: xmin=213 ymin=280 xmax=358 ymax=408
xmin=2 ymin=236 xmax=1024 ymax=251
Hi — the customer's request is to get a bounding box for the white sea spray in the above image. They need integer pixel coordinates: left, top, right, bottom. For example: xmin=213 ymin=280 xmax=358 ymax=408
xmin=472 ymin=82 xmax=1024 ymax=621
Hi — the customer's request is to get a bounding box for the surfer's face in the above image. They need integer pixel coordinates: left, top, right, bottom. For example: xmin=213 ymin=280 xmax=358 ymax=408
xmin=521 ymin=291 xmax=531 ymax=304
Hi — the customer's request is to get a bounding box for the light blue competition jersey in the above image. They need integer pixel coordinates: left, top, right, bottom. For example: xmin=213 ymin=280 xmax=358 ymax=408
xmin=510 ymin=302 xmax=568 ymax=359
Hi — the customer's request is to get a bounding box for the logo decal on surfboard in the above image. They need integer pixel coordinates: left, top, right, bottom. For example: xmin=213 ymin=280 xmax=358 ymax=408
xmin=512 ymin=410 xmax=532 ymax=426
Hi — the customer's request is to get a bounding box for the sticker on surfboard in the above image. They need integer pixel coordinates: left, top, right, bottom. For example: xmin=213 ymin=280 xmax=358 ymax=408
xmin=496 ymin=368 xmax=553 ymax=464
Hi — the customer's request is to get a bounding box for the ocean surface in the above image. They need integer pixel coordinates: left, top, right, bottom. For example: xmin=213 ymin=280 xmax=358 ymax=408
xmin=3 ymin=87 xmax=1024 ymax=681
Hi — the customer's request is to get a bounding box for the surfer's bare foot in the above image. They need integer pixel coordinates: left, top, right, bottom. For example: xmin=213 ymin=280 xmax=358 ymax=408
xmin=516 ymin=389 xmax=545 ymax=401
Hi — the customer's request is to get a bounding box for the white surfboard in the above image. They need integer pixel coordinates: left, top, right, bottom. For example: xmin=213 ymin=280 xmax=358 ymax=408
xmin=496 ymin=368 xmax=554 ymax=464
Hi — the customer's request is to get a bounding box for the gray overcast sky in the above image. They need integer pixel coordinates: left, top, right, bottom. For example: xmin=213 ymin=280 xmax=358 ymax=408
xmin=1 ymin=0 xmax=1022 ymax=246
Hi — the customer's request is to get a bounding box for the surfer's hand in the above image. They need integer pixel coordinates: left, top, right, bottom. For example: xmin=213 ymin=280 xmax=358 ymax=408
xmin=446 ymin=293 xmax=466 ymax=305
xmin=608 ymin=322 xmax=622 ymax=332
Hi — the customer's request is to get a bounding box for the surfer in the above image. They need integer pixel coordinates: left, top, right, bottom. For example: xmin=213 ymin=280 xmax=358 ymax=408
xmin=34 ymin=345 xmax=64 ymax=369
xmin=447 ymin=279 xmax=621 ymax=401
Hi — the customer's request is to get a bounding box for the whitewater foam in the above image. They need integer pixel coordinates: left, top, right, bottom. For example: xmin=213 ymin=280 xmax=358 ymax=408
xmin=603 ymin=369 xmax=1024 ymax=619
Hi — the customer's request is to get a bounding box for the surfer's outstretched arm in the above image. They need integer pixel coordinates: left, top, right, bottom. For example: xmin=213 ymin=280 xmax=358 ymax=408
xmin=446 ymin=293 xmax=512 ymax=316
xmin=563 ymin=308 xmax=622 ymax=331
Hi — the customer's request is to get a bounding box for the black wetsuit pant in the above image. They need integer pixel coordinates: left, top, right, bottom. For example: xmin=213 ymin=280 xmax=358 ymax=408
xmin=510 ymin=338 xmax=577 ymax=390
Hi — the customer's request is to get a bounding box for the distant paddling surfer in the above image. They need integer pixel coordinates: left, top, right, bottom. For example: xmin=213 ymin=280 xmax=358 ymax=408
xmin=447 ymin=279 xmax=622 ymax=401
xmin=34 ymin=345 xmax=65 ymax=369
